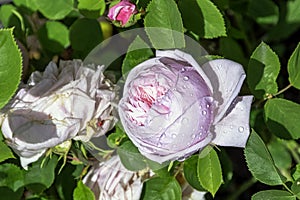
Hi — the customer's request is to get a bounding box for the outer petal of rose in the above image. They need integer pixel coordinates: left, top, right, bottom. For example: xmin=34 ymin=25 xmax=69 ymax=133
xmin=19 ymin=150 xmax=46 ymax=169
xmin=211 ymin=96 xmax=253 ymax=148
xmin=201 ymin=59 xmax=246 ymax=123
xmin=156 ymin=49 xmax=213 ymax=93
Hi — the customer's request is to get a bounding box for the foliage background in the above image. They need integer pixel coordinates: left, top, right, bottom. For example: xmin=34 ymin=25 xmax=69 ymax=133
xmin=1 ymin=0 xmax=300 ymax=199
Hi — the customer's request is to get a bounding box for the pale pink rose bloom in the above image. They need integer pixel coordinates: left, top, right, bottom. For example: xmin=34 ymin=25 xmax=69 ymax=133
xmin=0 ymin=60 xmax=116 ymax=168
xmin=107 ymin=0 xmax=137 ymax=26
xmin=119 ymin=50 xmax=253 ymax=163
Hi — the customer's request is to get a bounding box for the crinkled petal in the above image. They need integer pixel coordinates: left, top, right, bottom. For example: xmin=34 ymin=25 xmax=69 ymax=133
xmin=211 ymin=96 xmax=253 ymax=147
xmin=202 ymin=59 xmax=246 ymax=123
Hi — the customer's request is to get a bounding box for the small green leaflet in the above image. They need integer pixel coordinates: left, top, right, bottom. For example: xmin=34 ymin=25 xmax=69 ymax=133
xmin=34 ymin=0 xmax=74 ymax=20
xmin=252 ymin=190 xmax=296 ymax=200
xmin=0 ymin=28 xmax=22 ymax=110
xmin=141 ymin=177 xmax=181 ymax=200
xmin=288 ymin=42 xmax=300 ymax=89
xmin=247 ymin=42 xmax=280 ymax=99
xmin=0 ymin=163 xmax=24 ymax=192
xmin=73 ymin=180 xmax=95 ymax=200
xmin=197 ymin=148 xmax=223 ymax=197
xmin=244 ymin=130 xmax=286 ymax=185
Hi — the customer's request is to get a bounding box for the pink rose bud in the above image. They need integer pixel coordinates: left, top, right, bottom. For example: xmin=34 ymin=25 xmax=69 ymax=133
xmin=107 ymin=0 xmax=137 ymax=27
xmin=118 ymin=50 xmax=253 ymax=163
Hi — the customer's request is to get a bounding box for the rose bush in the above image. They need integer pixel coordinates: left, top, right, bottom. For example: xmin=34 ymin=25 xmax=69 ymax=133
xmin=83 ymin=155 xmax=144 ymax=200
xmin=107 ymin=0 xmax=137 ymax=27
xmin=0 ymin=60 xmax=116 ymax=168
xmin=119 ymin=50 xmax=253 ymax=163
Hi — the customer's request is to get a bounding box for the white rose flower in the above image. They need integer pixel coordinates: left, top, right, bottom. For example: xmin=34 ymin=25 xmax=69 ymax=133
xmin=0 ymin=60 xmax=117 ymax=168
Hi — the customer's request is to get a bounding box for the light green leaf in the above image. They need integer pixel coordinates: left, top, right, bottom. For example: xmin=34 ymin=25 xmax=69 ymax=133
xmin=34 ymin=0 xmax=74 ymax=20
xmin=288 ymin=42 xmax=300 ymax=89
xmin=0 ymin=163 xmax=24 ymax=192
xmin=183 ymin=155 xmax=204 ymax=191
xmin=291 ymin=178 xmax=300 ymax=198
xmin=267 ymin=139 xmax=292 ymax=170
xmin=73 ymin=180 xmax=95 ymax=200
xmin=117 ymin=140 xmax=147 ymax=171
xmin=197 ymin=148 xmax=223 ymax=197
xmin=264 ymin=98 xmax=300 ymax=139
xmin=78 ymin=0 xmax=106 ymax=18
xmin=38 ymin=21 xmax=70 ymax=53
xmin=24 ymin=156 xmax=58 ymax=193
xmin=252 ymin=190 xmax=296 ymax=200
xmin=245 ymin=130 xmax=285 ymax=185
xmin=69 ymin=18 xmax=103 ymax=59
xmin=247 ymin=0 xmax=279 ymax=25
xmin=178 ymin=0 xmax=226 ymax=38
xmin=144 ymin=0 xmax=185 ymax=49
xmin=0 ymin=28 xmax=22 ymax=110
xmin=13 ymin=0 xmax=38 ymax=12
xmin=247 ymin=42 xmax=280 ymax=99
xmin=292 ymin=164 xmax=300 ymax=180
xmin=141 ymin=177 xmax=181 ymax=200
xmin=122 ymin=36 xmax=154 ymax=75
xmin=0 ymin=5 xmax=17 ymax=27
xmin=0 ymin=140 xmax=15 ymax=163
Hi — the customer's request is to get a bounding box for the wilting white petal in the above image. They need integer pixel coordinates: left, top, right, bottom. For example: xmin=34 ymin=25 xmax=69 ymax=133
xmin=212 ymin=96 xmax=253 ymax=147
xmin=202 ymin=59 xmax=246 ymax=123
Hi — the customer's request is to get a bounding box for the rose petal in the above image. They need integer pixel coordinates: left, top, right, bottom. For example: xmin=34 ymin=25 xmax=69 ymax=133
xmin=211 ymin=96 xmax=253 ymax=147
xmin=19 ymin=150 xmax=46 ymax=169
xmin=201 ymin=59 xmax=246 ymax=123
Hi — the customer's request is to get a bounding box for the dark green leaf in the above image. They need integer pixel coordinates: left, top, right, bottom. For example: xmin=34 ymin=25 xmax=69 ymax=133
xmin=291 ymin=178 xmax=300 ymax=198
xmin=0 ymin=140 xmax=15 ymax=163
xmin=0 ymin=28 xmax=22 ymax=110
xmin=292 ymin=164 xmax=300 ymax=180
xmin=267 ymin=139 xmax=292 ymax=170
xmin=122 ymin=36 xmax=154 ymax=75
xmin=0 ymin=187 xmax=23 ymax=200
xmin=288 ymin=42 xmax=300 ymax=89
xmin=247 ymin=0 xmax=279 ymax=25
xmin=69 ymin=18 xmax=103 ymax=59
xmin=178 ymin=0 xmax=226 ymax=38
xmin=117 ymin=140 xmax=147 ymax=171
xmin=247 ymin=42 xmax=280 ymax=99
xmin=73 ymin=180 xmax=95 ymax=200
xmin=24 ymin=156 xmax=58 ymax=193
xmin=34 ymin=0 xmax=74 ymax=20
xmin=38 ymin=21 xmax=70 ymax=53
xmin=245 ymin=130 xmax=285 ymax=185
xmin=141 ymin=177 xmax=181 ymax=200
xmin=0 ymin=163 xmax=24 ymax=192
xmin=197 ymin=148 xmax=223 ymax=197
xmin=144 ymin=0 xmax=185 ymax=49
xmin=265 ymin=98 xmax=300 ymax=139
xmin=183 ymin=155 xmax=205 ymax=191
xmin=252 ymin=190 xmax=296 ymax=200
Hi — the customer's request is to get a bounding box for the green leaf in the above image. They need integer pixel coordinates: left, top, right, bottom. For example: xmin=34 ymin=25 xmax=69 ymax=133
xmin=247 ymin=42 xmax=280 ymax=99
xmin=178 ymin=0 xmax=226 ymax=38
xmin=0 ymin=5 xmax=17 ymax=27
xmin=144 ymin=0 xmax=185 ymax=49
xmin=252 ymin=190 xmax=296 ymax=200
xmin=73 ymin=180 xmax=95 ymax=200
xmin=141 ymin=177 xmax=181 ymax=200
xmin=288 ymin=42 xmax=300 ymax=89
xmin=197 ymin=148 xmax=223 ymax=197
xmin=292 ymin=164 xmax=300 ymax=180
xmin=0 ymin=140 xmax=15 ymax=163
xmin=107 ymin=126 xmax=127 ymax=148
xmin=34 ymin=0 xmax=74 ymax=20
xmin=0 ymin=28 xmax=22 ymax=110
xmin=69 ymin=18 xmax=103 ymax=59
xmin=78 ymin=0 xmax=106 ymax=18
xmin=247 ymin=0 xmax=279 ymax=25
xmin=38 ymin=21 xmax=70 ymax=53
xmin=13 ymin=0 xmax=38 ymax=12
xmin=264 ymin=98 xmax=300 ymax=139
xmin=219 ymin=37 xmax=247 ymax=66
xmin=0 ymin=163 xmax=24 ymax=192
xmin=183 ymin=155 xmax=204 ymax=191
xmin=244 ymin=130 xmax=285 ymax=185
xmin=0 ymin=187 xmax=23 ymax=200
xmin=267 ymin=139 xmax=292 ymax=170
xmin=291 ymin=178 xmax=300 ymax=198
xmin=122 ymin=36 xmax=154 ymax=75
xmin=24 ymin=156 xmax=58 ymax=193
xmin=117 ymin=140 xmax=147 ymax=171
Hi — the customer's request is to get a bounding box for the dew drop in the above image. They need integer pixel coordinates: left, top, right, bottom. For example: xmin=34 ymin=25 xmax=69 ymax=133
xmin=181 ymin=67 xmax=186 ymax=72
xmin=172 ymin=134 xmax=177 ymax=138
xmin=192 ymin=134 xmax=196 ymax=139
xmin=182 ymin=118 xmax=189 ymax=124
xmin=238 ymin=126 xmax=244 ymax=133
xmin=190 ymin=93 xmax=194 ymax=97
xmin=206 ymin=104 xmax=210 ymax=108
xmin=157 ymin=143 xmax=162 ymax=147
xmin=183 ymin=76 xmax=189 ymax=81
xmin=230 ymin=125 xmax=233 ymax=129
xmin=200 ymin=126 xmax=204 ymax=130
xmin=202 ymin=110 xmax=207 ymax=115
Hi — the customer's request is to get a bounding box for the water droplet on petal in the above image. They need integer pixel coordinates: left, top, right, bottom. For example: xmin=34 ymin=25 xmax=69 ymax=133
xmin=181 ymin=67 xmax=186 ymax=72
xmin=190 ymin=93 xmax=193 ymax=97
xmin=200 ymin=126 xmax=203 ymax=129
xmin=206 ymin=104 xmax=210 ymax=108
xmin=183 ymin=76 xmax=189 ymax=81
xmin=230 ymin=125 xmax=233 ymax=129
xmin=238 ymin=126 xmax=244 ymax=133
xmin=192 ymin=134 xmax=196 ymax=139
xmin=182 ymin=118 xmax=189 ymax=124
xmin=172 ymin=134 xmax=177 ymax=138
xmin=202 ymin=110 xmax=207 ymax=115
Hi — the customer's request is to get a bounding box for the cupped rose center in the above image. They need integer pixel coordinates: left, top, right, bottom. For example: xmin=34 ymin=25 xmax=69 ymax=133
xmin=126 ymin=82 xmax=169 ymax=126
